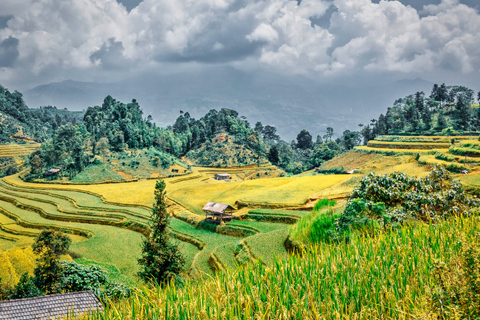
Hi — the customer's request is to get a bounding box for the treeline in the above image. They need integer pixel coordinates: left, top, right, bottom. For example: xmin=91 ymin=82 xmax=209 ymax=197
xmin=0 ymin=85 xmax=83 ymax=143
xmin=17 ymin=81 xmax=480 ymax=179
xmin=361 ymin=83 xmax=480 ymax=143
xmin=27 ymin=94 xmax=358 ymax=177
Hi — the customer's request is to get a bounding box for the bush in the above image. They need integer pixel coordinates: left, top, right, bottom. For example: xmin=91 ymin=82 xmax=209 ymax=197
xmin=316 ymin=166 xmax=344 ymax=174
xmin=335 ymin=165 xmax=480 ymax=238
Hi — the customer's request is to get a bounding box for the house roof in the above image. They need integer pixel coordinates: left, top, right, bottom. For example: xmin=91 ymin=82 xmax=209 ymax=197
xmin=202 ymin=202 xmax=231 ymax=214
xmin=0 ymin=290 xmax=103 ymax=320
xmin=48 ymin=168 xmax=60 ymax=173
xmin=215 ymin=173 xmax=230 ymax=176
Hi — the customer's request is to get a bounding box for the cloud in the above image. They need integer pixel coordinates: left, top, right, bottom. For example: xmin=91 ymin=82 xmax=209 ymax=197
xmin=0 ymin=36 xmax=19 ymax=67
xmin=0 ymin=0 xmax=480 ymax=88
xmin=90 ymin=38 xmax=129 ymax=70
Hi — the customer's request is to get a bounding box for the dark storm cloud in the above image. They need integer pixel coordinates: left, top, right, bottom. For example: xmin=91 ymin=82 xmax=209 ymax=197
xmin=0 ymin=15 xmax=13 ymax=29
xmin=116 ymin=0 xmax=143 ymax=11
xmin=90 ymin=38 xmax=127 ymax=70
xmin=0 ymin=36 xmax=19 ymax=67
xmin=159 ymin=16 xmax=264 ymax=64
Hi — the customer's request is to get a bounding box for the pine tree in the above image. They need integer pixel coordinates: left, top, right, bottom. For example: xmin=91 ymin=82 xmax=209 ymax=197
xmin=454 ymin=94 xmax=471 ymax=131
xmin=138 ymin=180 xmax=185 ymax=285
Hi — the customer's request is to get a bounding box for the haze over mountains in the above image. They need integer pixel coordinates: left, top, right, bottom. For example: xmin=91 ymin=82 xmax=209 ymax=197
xmin=23 ymin=68 xmax=432 ymax=140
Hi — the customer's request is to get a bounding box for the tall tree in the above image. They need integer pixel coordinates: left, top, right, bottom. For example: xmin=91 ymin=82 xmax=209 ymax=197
xmin=262 ymin=125 xmax=280 ymax=143
xmin=454 ymin=94 xmax=471 ymax=131
xmin=267 ymin=145 xmax=280 ymax=165
xmin=32 ymin=230 xmax=72 ymax=294
xmin=323 ymin=127 xmax=334 ymax=142
xmin=138 ymin=180 xmax=185 ymax=285
xmin=296 ymin=129 xmax=313 ymax=149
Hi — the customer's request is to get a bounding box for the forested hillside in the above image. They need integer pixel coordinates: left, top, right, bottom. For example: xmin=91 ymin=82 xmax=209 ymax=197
xmin=0 ymin=85 xmax=83 ymax=143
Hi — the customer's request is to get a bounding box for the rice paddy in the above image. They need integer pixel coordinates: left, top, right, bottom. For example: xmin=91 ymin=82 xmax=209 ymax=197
xmin=1 ymin=165 xmax=341 ymax=283
xmin=0 ymin=143 xmax=40 ymax=158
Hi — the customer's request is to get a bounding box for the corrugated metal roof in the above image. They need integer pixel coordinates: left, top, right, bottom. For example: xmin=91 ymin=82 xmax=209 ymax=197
xmin=202 ymin=202 xmax=230 ymax=214
xmin=0 ymin=290 xmax=103 ymax=320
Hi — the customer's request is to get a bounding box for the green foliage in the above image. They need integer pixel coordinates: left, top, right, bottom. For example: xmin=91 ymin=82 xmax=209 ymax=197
xmin=60 ymin=261 xmax=130 ymax=301
xmin=309 ymin=141 xmax=341 ymax=168
xmin=290 ymin=198 xmax=340 ymax=244
xmin=429 ymin=234 xmax=480 ymax=319
xmin=8 ymin=272 xmax=42 ymax=300
xmin=335 ymin=166 xmax=480 ymax=237
xmin=138 ymin=180 xmax=185 ymax=285
xmin=32 ymin=229 xmax=72 ymax=294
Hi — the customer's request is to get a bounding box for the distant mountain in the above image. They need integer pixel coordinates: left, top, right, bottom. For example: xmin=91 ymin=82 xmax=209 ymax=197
xmin=23 ymin=68 xmax=433 ymax=140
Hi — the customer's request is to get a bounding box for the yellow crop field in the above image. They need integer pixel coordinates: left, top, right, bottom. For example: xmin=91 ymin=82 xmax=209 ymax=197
xmin=0 ymin=144 xmax=40 ymax=158
xmin=356 ymin=145 xmax=447 ymax=154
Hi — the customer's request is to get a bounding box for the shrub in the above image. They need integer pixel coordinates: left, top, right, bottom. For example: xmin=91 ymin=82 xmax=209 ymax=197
xmin=335 ymin=165 xmax=480 ymax=238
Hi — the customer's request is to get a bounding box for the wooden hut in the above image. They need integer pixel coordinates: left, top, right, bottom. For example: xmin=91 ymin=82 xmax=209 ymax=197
xmin=215 ymin=173 xmax=231 ymax=180
xmin=202 ymin=202 xmax=235 ymax=224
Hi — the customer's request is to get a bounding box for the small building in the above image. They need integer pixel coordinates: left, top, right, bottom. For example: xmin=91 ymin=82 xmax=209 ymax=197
xmin=0 ymin=290 xmax=103 ymax=320
xmin=202 ymin=202 xmax=235 ymax=224
xmin=45 ymin=168 xmax=60 ymax=176
xmin=215 ymin=173 xmax=231 ymax=180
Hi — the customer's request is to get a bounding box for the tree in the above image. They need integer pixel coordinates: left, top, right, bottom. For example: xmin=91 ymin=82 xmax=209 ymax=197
xmin=96 ymin=137 xmax=110 ymax=163
xmin=30 ymin=154 xmax=42 ymax=174
xmin=323 ymin=127 xmax=334 ymax=142
xmin=267 ymin=145 xmax=280 ymax=165
xmin=340 ymin=130 xmax=360 ymax=150
xmin=309 ymin=141 xmax=341 ymax=168
xmin=315 ymin=135 xmax=323 ymax=145
xmin=414 ymin=91 xmax=425 ymax=113
xmin=454 ymin=94 xmax=471 ymax=131
xmin=254 ymin=122 xmax=264 ymax=134
xmin=296 ymin=129 xmax=313 ymax=149
xmin=262 ymin=125 xmax=280 ymax=143
xmin=32 ymin=230 xmax=72 ymax=294
xmin=138 ymin=180 xmax=185 ymax=285
xmin=436 ymin=113 xmax=448 ymax=131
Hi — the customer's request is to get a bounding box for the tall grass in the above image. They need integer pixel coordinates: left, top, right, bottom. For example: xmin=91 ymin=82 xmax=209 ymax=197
xmin=82 ymin=216 xmax=480 ymax=319
xmin=290 ymin=199 xmax=338 ymax=243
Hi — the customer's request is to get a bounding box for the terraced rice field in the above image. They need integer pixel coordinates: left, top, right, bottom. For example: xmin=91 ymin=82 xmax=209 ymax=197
xmin=358 ymin=135 xmax=456 ymax=154
xmin=0 ymin=143 xmax=40 ymax=158
xmin=2 ymin=167 xmax=336 ymax=284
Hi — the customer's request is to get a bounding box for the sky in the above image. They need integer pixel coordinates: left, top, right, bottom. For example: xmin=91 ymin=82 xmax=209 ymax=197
xmin=0 ymin=0 xmax=480 ymax=92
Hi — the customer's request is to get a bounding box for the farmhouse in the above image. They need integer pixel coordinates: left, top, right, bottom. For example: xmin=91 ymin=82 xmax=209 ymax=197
xmin=202 ymin=202 xmax=235 ymax=224
xmin=0 ymin=290 xmax=103 ymax=320
xmin=214 ymin=173 xmax=230 ymax=180
xmin=45 ymin=168 xmax=60 ymax=176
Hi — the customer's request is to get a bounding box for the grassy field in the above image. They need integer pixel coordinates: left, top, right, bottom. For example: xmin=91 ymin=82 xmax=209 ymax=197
xmin=1 ymin=168 xmax=318 ymax=281
xmin=81 ymin=215 xmax=480 ymax=319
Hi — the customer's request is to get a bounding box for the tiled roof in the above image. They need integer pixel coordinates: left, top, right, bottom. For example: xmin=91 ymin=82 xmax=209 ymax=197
xmin=202 ymin=202 xmax=230 ymax=214
xmin=0 ymin=290 xmax=104 ymax=320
